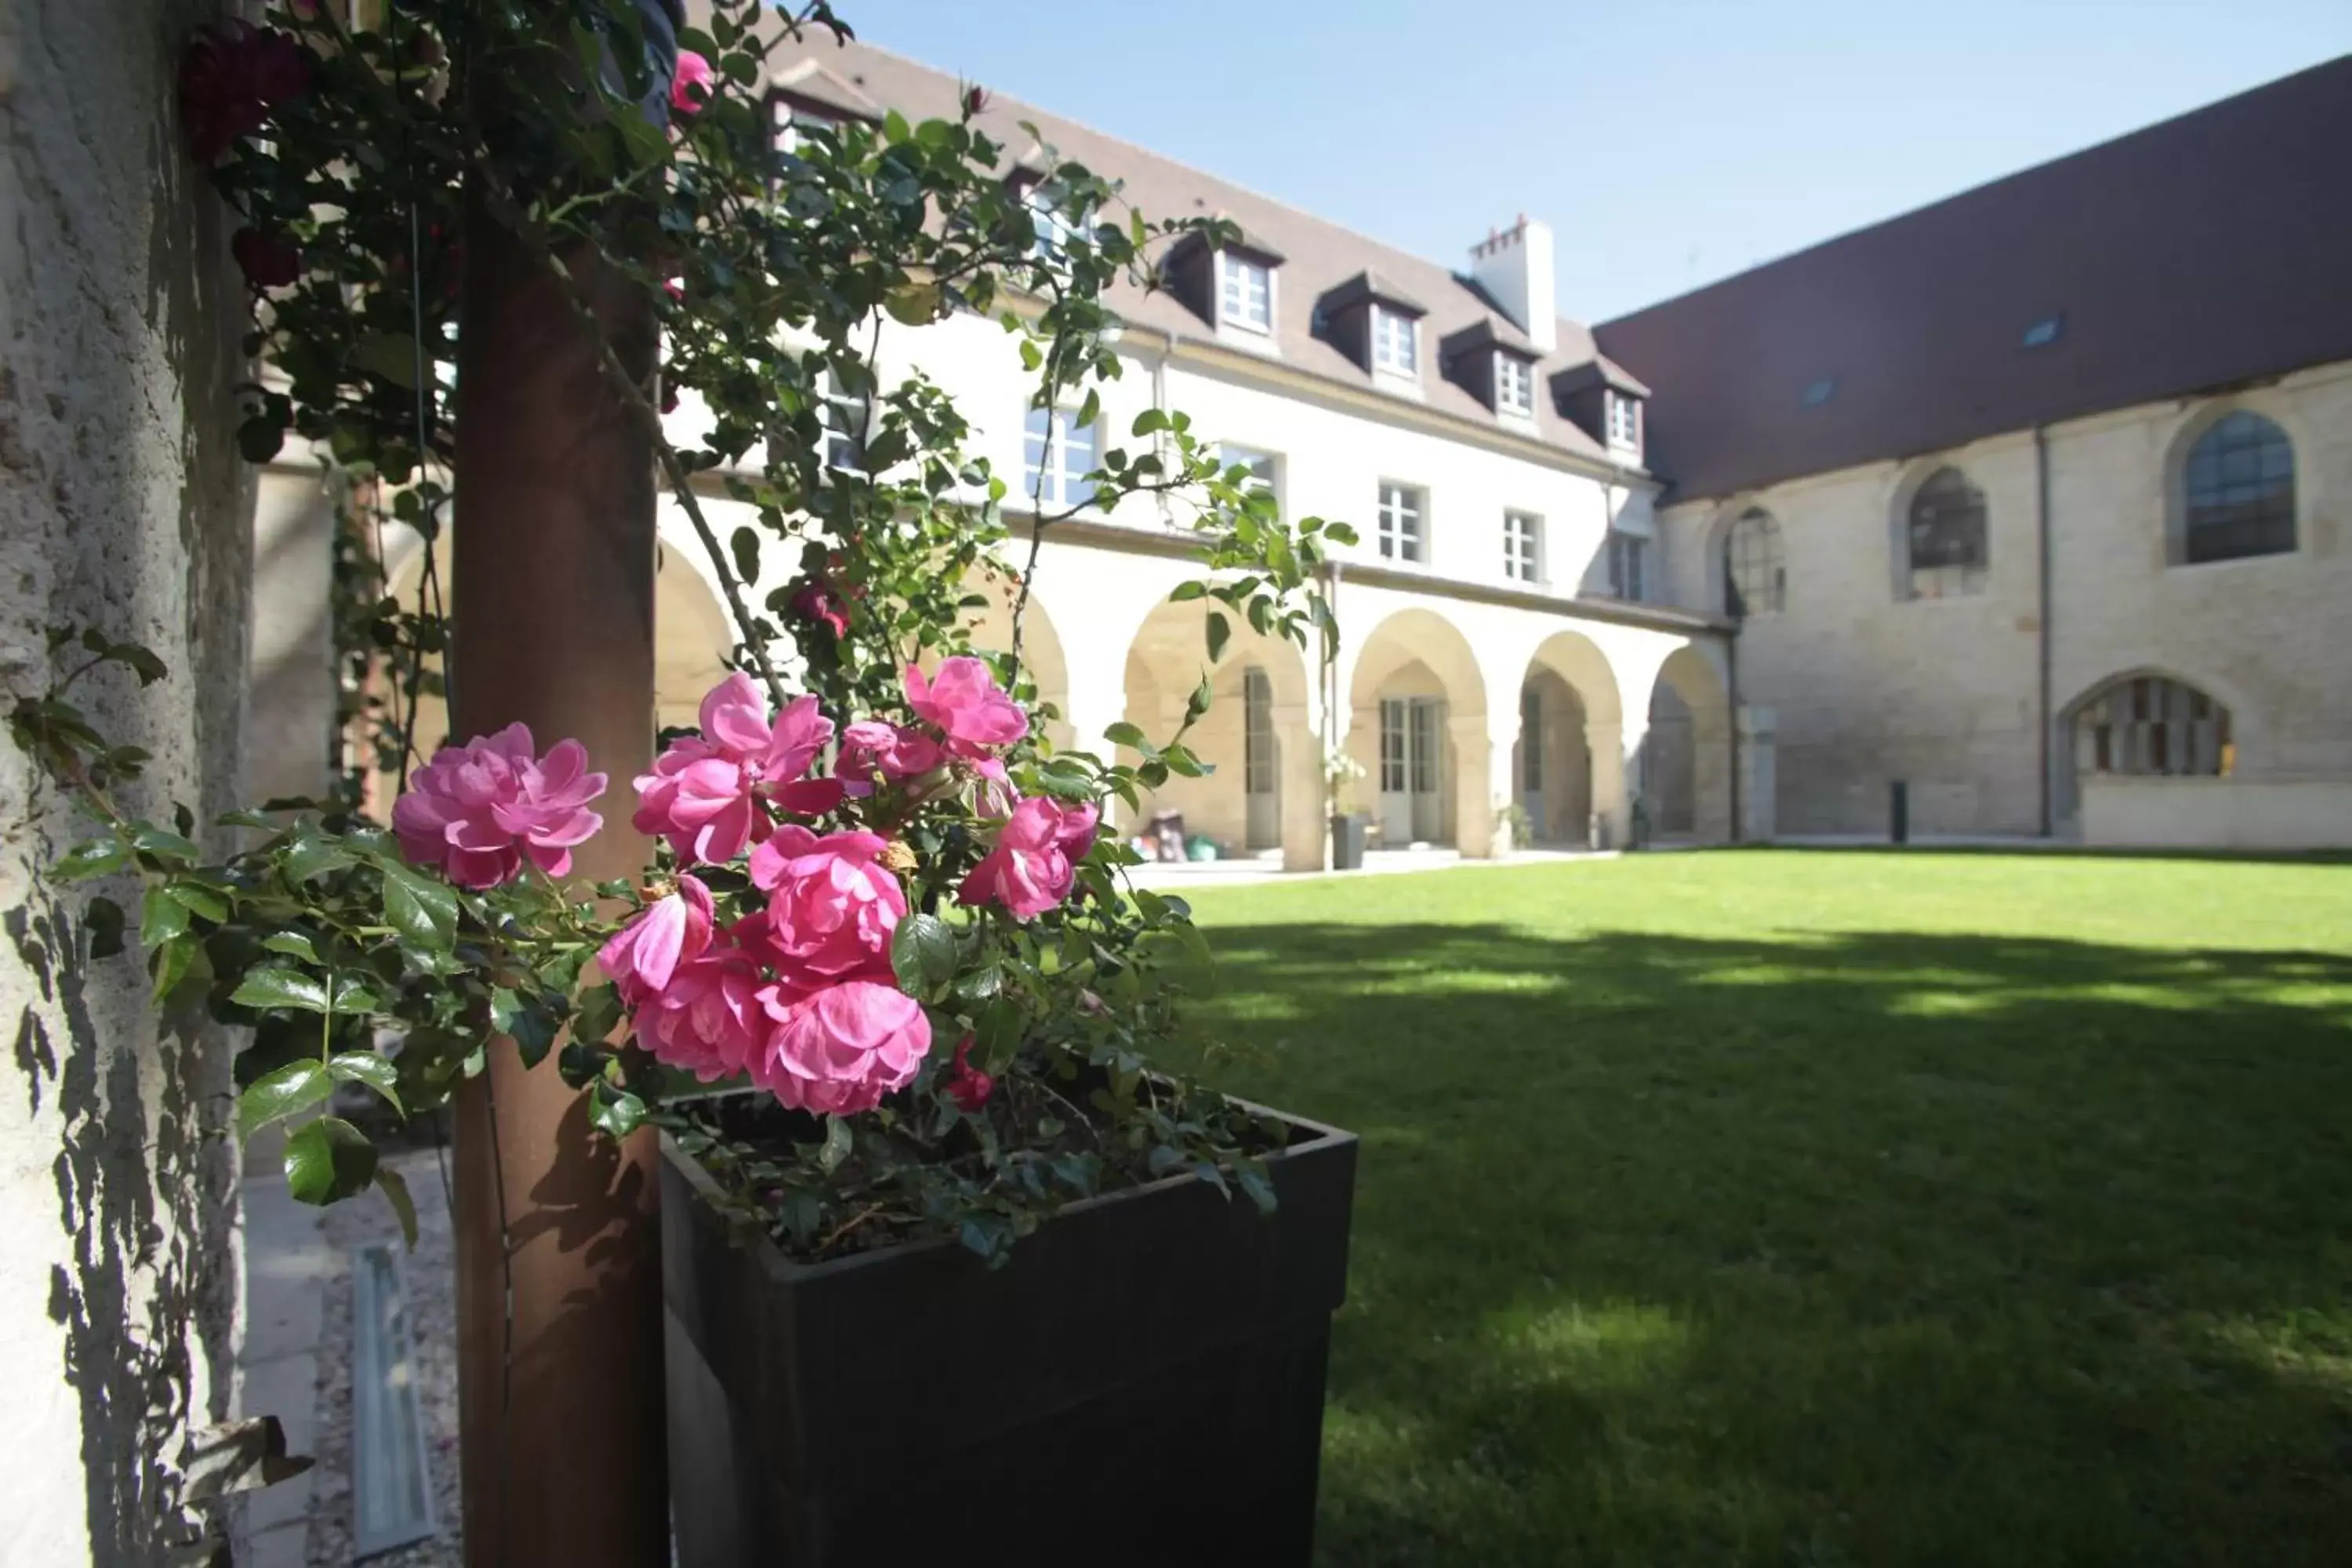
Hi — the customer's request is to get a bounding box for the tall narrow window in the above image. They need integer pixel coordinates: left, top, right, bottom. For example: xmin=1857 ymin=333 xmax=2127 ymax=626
xmin=1218 ymin=252 xmax=1272 ymax=332
xmin=1504 ymin=510 xmax=1541 ymax=583
xmin=1495 ymin=357 xmax=1533 ymax=416
xmin=1371 ymin=305 xmax=1417 ymax=374
xmin=1724 ymin=507 xmax=1784 ymax=616
xmin=1023 ymin=405 xmax=1097 ymax=509
xmin=818 ymin=372 xmax=867 ymax=474
xmin=1904 ymin=466 xmax=1987 ymax=599
xmin=1377 ymin=483 xmax=1425 ymax=563
xmin=2182 ymin=411 xmax=2295 ymax=564
xmin=1607 ymin=528 xmax=1646 ymax=601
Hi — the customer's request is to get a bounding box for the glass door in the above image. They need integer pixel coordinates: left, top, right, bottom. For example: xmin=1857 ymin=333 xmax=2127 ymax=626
xmin=1243 ymin=667 xmax=1278 ymax=850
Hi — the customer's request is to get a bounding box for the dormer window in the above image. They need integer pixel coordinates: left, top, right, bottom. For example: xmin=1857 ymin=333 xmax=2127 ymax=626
xmin=1371 ymin=305 xmax=1417 ymax=375
xmin=1219 ymin=252 xmax=1272 ymax=332
xmin=1606 ymin=391 xmax=1642 ymax=452
xmin=1496 ymin=356 xmax=1534 ymax=417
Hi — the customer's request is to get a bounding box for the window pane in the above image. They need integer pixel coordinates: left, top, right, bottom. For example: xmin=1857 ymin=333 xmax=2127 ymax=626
xmin=1906 ymin=467 xmax=1988 ymax=598
xmin=2184 ymin=411 xmax=2295 ymax=564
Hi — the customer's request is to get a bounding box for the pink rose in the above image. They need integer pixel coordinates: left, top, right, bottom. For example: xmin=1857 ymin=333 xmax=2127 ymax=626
xmin=634 ymin=948 xmax=767 ymax=1083
xmin=837 ymin=720 xmax=945 ymax=796
xmin=391 ymin=724 xmax=605 ymax=890
xmin=754 ymin=979 xmax=932 ymax=1116
xmin=748 ymin=826 xmax=907 ymax=984
xmin=596 ymin=875 xmax=714 ymax=1004
xmin=670 ymin=49 xmax=715 ymax=115
xmin=957 ymin=794 xmax=1091 ymax=918
xmin=903 ymin=657 xmax=1027 ymax=759
xmin=631 ymin=673 xmax=846 ymax=865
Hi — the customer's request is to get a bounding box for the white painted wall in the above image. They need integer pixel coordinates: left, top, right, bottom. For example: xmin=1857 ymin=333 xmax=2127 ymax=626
xmin=2 ymin=2 xmax=250 ymax=1559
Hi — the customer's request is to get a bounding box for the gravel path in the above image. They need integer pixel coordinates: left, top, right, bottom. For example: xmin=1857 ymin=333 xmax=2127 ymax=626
xmin=304 ymin=1145 xmax=464 ymax=1566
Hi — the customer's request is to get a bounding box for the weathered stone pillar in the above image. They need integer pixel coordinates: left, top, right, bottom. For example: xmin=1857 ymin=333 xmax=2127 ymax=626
xmin=1739 ymin=704 xmax=1779 ymax=842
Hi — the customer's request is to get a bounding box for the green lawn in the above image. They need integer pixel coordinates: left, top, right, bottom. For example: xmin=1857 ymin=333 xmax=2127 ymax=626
xmin=1176 ymin=851 xmax=2352 ymax=1568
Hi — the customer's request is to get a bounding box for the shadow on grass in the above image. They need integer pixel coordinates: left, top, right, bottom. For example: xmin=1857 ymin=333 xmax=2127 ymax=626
xmin=1184 ymin=922 xmax=2352 ymax=1568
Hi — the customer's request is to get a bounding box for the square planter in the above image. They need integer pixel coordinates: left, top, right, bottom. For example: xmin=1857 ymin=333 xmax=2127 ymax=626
xmin=662 ymin=1098 xmax=1358 ymax=1567
xmin=1329 ymin=812 xmax=1368 ymax=871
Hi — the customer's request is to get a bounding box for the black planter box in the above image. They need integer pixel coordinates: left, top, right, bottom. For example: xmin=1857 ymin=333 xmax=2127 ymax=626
xmin=662 ymin=1100 xmax=1358 ymax=1568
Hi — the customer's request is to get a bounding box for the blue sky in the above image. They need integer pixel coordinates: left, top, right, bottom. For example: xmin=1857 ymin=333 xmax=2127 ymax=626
xmin=835 ymin=0 xmax=2351 ymax=323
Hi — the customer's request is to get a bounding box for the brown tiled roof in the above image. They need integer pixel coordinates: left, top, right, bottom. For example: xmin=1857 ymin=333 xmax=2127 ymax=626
xmin=1592 ymin=54 xmax=2352 ymax=503
xmin=762 ymin=33 xmax=1630 ymax=469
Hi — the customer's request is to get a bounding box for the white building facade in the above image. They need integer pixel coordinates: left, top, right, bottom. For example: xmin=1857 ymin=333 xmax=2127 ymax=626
xmin=249 ymin=43 xmax=2352 ymax=860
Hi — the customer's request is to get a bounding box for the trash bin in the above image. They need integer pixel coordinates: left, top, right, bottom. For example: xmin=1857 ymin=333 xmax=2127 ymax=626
xmin=1330 ymin=813 xmax=1367 ymax=871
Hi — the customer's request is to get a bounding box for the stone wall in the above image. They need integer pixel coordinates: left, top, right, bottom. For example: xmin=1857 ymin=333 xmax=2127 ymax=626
xmin=0 ymin=2 xmax=253 ymax=1561
xmin=1660 ymin=360 xmax=2352 ymax=839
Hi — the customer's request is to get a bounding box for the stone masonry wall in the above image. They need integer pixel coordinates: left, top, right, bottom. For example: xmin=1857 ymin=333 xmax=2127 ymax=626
xmin=1 ymin=2 xmax=254 ymax=1561
xmin=1661 ymin=361 xmax=2352 ymax=838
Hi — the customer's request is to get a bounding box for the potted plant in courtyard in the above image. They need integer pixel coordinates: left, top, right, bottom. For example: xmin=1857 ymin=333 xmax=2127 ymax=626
xmin=9 ymin=3 xmax=1359 ymax=1563
xmin=1325 ymin=742 xmax=1370 ymax=870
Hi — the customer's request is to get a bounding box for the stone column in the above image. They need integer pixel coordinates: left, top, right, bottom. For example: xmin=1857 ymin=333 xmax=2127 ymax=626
xmin=1450 ymin=712 xmax=1501 ymax=857
xmin=1739 ymin=704 xmax=1779 ymax=841
xmin=1273 ymin=697 xmax=1326 ymax=871
xmin=1588 ymin=718 xmax=1630 ymax=849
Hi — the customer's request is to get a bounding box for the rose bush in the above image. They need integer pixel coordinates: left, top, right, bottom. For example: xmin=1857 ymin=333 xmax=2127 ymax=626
xmin=8 ymin=0 xmax=1357 ymax=1264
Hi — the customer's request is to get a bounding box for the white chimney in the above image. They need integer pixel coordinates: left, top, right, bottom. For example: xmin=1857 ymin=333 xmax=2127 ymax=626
xmin=1468 ymin=215 xmax=1556 ymax=354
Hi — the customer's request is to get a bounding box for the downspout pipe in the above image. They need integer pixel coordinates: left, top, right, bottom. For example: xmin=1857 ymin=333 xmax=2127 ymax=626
xmin=2034 ymin=424 xmax=2053 ymax=837
xmin=1726 ymin=621 xmax=1742 ymax=844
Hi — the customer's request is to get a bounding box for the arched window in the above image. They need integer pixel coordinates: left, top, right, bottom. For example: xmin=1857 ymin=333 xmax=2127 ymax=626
xmin=1723 ymin=508 xmax=1784 ymax=617
xmin=1904 ymin=467 xmax=1987 ymax=600
xmin=2074 ymin=675 xmax=2233 ymax=778
xmin=2182 ymin=411 xmax=2296 ymax=564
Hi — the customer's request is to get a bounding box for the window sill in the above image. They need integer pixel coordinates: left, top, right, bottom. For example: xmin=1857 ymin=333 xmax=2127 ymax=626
xmin=2164 ymin=546 xmax=2301 ymax=572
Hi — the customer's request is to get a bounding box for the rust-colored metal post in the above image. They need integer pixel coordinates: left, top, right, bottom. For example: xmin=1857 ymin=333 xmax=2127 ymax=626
xmin=448 ymin=198 xmax=667 ymax=1563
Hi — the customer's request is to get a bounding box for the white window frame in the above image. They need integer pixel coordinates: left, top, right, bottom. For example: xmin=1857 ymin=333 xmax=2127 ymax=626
xmin=1220 ymin=444 xmax=1281 ymax=513
xmin=771 ymin=99 xmax=836 ymax=158
xmin=1504 ymin=510 xmax=1542 ymax=583
xmin=1606 ymin=391 xmax=1642 ymax=452
xmin=1218 ymin=251 xmax=1273 ymax=334
xmin=1377 ymin=481 xmax=1425 ymax=564
xmin=1023 ymin=405 xmax=1098 ymax=510
xmin=1495 ymin=356 xmax=1534 ymax=417
xmin=1371 ymin=304 xmax=1417 ymax=376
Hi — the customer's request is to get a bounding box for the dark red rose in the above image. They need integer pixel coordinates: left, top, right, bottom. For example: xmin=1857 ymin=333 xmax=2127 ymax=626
xmin=963 ymin=85 xmax=989 ymax=118
xmin=231 ymin=227 xmax=301 ymax=289
xmin=789 ymin=577 xmax=851 ymax=641
xmin=946 ymin=1035 xmax=993 ymax=1112
xmin=180 ymin=23 xmax=311 ymax=165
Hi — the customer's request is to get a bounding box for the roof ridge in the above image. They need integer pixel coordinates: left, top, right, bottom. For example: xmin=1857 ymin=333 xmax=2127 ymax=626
xmin=1601 ymin=50 xmax=2352 ymax=327
xmin=837 ymin=33 xmax=1599 ymax=343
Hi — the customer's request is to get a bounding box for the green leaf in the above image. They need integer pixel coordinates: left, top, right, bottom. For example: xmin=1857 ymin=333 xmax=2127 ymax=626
xmin=165 ymin=880 xmax=229 ymax=923
xmin=129 ymin=824 xmax=201 ymax=864
xmin=729 ymin=525 xmax=760 ymax=586
xmin=140 ymin=886 xmax=189 ymax=946
xmin=284 ymin=1117 xmax=378 ymax=1206
xmin=351 ymin=332 xmax=421 ymax=390
xmin=589 ymin=1085 xmax=648 ymax=1140
xmin=151 ymin=935 xmax=198 ymax=1006
xmin=890 ymin=913 xmax=957 ymax=997
xmin=231 ymin=965 xmax=332 ymax=1014
xmin=883 ymin=281 xmax=943 ymax=325
xmin=328 ymin=1051 xmax=403 ymax=1113
xmin=573 ymin=982 xmax=624 ymax=1047
xmin=241 ymin=1060 xmax=331 ymax=1136
xmin=85 ymin=896 xmax=127 ymax=960
xmin=1205 ymin=611 xmax=1230 ymax=664
xmin=375 ymin=1165 xmax=419 ymax=1250
xmin=491 ymin=987 xmax=563 ymax=1069
xmin=1102 ymin=721 xmax=1149 ymax=750
xmin=381 ymin=859 xmax=459 ymax=953
xmin=1236 ymin=1160 xmax=1279 ymax=1216
xmin=53 ymin=837 xmax=130 ymax=883
xmin=817 ymin=1114 xmax=854 ymax=1174
xmin=1167 ymin=581 xmax=1207 ymax=602
xmin=260 ymin=931 xmax=321 ymax=964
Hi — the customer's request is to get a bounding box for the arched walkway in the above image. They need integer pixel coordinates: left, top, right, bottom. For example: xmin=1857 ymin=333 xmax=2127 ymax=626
xmin=1121 ymin=597 xmax=1321 ymax=869
xmin=1640 ymin=645 xmax=1733 ymax=843
xmin=1345 ymin=608 xmax=1488 ymax=852
xmin=1515 ymin=628 xmax=1627 ymax=848
xmin=962 ymin=575 xmax=1073 ymax=750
